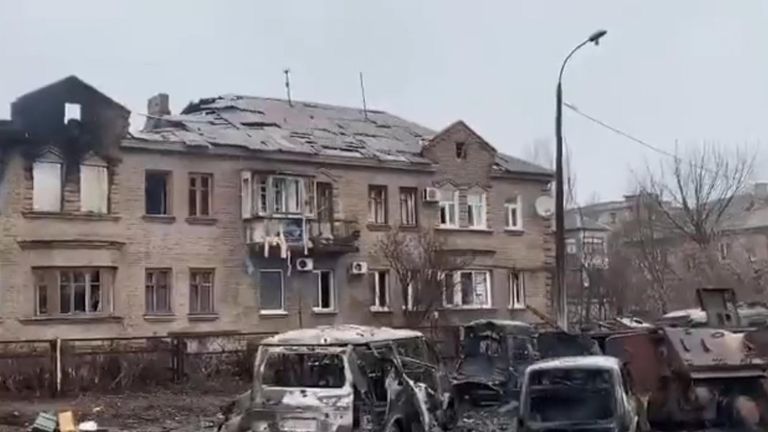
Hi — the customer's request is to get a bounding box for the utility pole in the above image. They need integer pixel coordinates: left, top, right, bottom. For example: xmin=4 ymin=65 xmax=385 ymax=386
xmin=284 ymin=68 xmax=293 ymax=107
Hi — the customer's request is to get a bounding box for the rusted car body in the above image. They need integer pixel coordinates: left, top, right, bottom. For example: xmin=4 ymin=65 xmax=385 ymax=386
xmin=517 ymin=356 xmax=641 ymax=432
xmin=221 ymin=325 xmax=456 ymax=432
xmin=451 ymin=320 xmax=537 ymax=404
xmin=606 ymin=326 xmax=768 ymax=431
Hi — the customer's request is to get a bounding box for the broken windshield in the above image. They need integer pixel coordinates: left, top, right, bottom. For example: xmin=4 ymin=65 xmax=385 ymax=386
xmin=528 ymin=368 xmax=615 ymax=423
xmin=262 ymin=352 xmax=346 ymax=388
xmin=462 ymin=335 xmax=502 ymax=358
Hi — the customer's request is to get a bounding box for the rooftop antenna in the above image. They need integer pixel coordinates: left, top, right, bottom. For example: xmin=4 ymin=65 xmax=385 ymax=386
xmin=283 ymin=68 xmax=293 ymax=107
xmin=359 ymin=72 xmax=368 ymax=120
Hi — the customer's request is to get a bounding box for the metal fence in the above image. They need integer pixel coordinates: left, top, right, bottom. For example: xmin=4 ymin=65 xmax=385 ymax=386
xmin=0 ymin=326 xmax=462 ymax=397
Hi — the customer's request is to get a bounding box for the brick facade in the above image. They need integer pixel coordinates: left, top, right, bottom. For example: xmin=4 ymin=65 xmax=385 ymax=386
xmin=0 ymin=78 xmax=554 ymax=341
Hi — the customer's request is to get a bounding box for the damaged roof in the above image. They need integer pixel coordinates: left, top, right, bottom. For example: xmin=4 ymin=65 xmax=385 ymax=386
xmin=131 ymin=94 xmax=550 ymax=176
xmin=261 ymin=325 xmax=424 ymax=346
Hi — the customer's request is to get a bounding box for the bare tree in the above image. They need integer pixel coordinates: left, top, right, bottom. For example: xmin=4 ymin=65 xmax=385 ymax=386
xmin=524 ymin=138 xmax=554 ymax=169
xmin=376 ymin=228 xmax=473 ymax=327
xmin=642 ymin=144 xmax=754 ymax=247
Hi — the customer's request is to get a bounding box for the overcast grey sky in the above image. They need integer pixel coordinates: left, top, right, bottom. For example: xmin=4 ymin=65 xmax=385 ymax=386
xmin=1 ymin=1 xmax=766 ymax=201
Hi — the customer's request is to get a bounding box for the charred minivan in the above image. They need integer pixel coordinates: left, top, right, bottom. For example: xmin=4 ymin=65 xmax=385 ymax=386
xmin=222 ymin=325 xmax=456 ymax=432
xmin=517 ymin=356 xmax=641 ymax=432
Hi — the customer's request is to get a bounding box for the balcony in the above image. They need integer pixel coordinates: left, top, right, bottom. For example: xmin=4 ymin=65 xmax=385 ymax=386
xmin=244 ymin=217 xmax=360 ymax=254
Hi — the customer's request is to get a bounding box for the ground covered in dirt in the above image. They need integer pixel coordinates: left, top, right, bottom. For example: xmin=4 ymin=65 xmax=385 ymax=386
xmin=0 ymin=389 xmax=518 ymax=432
xmin=0 ymin=385 xmax=244 ymax=432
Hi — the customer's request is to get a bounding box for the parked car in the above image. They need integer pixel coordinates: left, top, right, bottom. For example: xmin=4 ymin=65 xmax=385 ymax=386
xmin=451 ymin=319 xmax=537 ymax=404
xmin=220 ymin=325 xmax=457 ymax=432
xmin=517 ymin=356 xmax=643 ymax=432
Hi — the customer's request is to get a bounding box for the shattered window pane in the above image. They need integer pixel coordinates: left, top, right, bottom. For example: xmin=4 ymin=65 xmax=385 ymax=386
xmin=438 ymin=190 xmax=457 ymax=227
xmin=146 ymin=269 xmax=172 ymax=314
xmin=399 ymin=187 xmax=417 ymax=225
xmin=34 ymin=270 xmax=48 ymax=315
xmin=368 ymin=185 xmax=387 ymax=224
xmin=260 ymin=270 xmax=284 ymax=311
xmin=145 ymin=171 xmax=170 ymax=215
xmin=466 ymin=192 xmax=486 ymax=228
xmin=189 ymin=173 xmax=213 ymax=217
xmin=370 ymin=270 xmax=388 ymax=308
xmin=262 ymin=352 xmax=345 ymax=388
xmin=273 ymin=177 xmax=303 ymax=214
xmin=529 ymin=368 xmax=615 ymax=423
xmin=314 ymin=270 xmax=334 ymax=311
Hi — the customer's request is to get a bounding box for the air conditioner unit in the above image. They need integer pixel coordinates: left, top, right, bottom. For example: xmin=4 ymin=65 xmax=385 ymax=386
xmin=296 ymin=257 xmax=314 ymax=272
xmin=423 ymin=187 xmax=440 ymax=203
xmin=350 ymin=261 xmax=368 ymax=275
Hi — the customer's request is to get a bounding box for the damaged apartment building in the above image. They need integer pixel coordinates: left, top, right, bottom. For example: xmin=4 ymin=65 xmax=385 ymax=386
xmin=0 ymin=76 xmax=553 ymax=340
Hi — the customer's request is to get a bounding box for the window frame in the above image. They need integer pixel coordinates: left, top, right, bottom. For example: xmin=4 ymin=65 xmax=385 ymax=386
xmin=313 ymin=269 xmax=335 ymax=313
xmin=145 ymin=268 xmax=173 ymax=315
xmin=33 ymin=267 xmax=113 ymax=317
xmin=259 ymin=269 xmax=286 ymax=314
xmin=271 ymin=175 xmax=305 ymax=215
xmin=32 ymin=160 xmax=63 ymax=212
xmin=145 ymin=170 xmax=172 ymax=216
xmin=399 ymin=187 xmax=418 ymax=226
xmin=438 ymin=189 xmax=459 ymax=228
xmin=80 ymin=162 xmax=109 ymax=214
xmin=466 ymin=191 xmax=487 ymax=229
xmin=189 ymin=173 xmax=213 ymax=217
xmin=189 ymin=268 xmax=215 ymax=314
xmin=369 ymin=269 xmax=390 ymax=311
xmin=368 ymin=185 xmax=388 ymax=225
xmin=443 ymin=270 xmax=492 ymax=309
xmin=505 ymin=196 xmax=523 ymax=230
xmin=509 ymin=271 xmax=526 ymax=310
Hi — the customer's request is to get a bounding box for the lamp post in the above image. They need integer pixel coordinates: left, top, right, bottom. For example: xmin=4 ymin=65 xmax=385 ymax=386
xmin=555 ymin=29 xmax=607 ymax=331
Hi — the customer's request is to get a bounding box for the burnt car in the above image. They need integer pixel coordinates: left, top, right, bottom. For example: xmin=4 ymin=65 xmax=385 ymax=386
xmin=221 ymin=325 xmax=457 ymax=432
xmin=517 ymin=356 xmax=642 ymax=432
xmin=451 ymin=319 xmax=537 ymax=404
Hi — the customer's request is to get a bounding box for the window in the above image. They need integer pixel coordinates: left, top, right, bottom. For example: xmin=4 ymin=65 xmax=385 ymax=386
xmin=438 ymin=189 xmax=458 ymax=227
xmin=566 ymin=238 xmax=577 ymax=254
xmin=455 ymin=142 xmax=467 ymax=159
xmin=145 ymin=171 xmax=170 ymax=215
xmin=583 ymin=236 xmax=605 ymax=255
xmin=189 ymin=173 xmax=213 ymax=217
xmin=510 ymin=271 xmax=526 ymax=310
xmin=313 ymin=270 xmax=335 ymax=312
xmin=273 ymin=176 xmax=303 ymax=214
xmin=609 ymin=212 xmax=617 ymax=224
xmin=399 ymin=187 xmax=417 ymax=226
xmin=505 ymin=197 xmax=522 ymax=230
xmin=33 ymin=268 xmax=113 ymax=316
xmin=189 ymin=269 xmax=214 ymax=314
xmin=369 ymin=270 xmax=389 ymax=310
xmin=64 ymin=102 xmax=81 ymax=122
xmin=719 ymin=242 xmax=730 ymax=261
xmin=260 ymin=270 xmax=284 ymax=312
xmin=145 ymin=268 xmax=172 ymax=314
xmin=443 ymin=270 xmax=491 ymax=308
xmin=33 ymin=161 xmax=62 ymax=212
xmin=80 ymin=161 xmax=109 ymax=213
xmin=466 ymin=192 xmax=487 ymax=228
xmin=368 ymin=185 xmax=388 ymax=224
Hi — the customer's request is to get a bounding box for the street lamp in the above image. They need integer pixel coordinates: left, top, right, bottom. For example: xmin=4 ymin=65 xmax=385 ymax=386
xmin=555 ymin=29 xmax=607 ymax=331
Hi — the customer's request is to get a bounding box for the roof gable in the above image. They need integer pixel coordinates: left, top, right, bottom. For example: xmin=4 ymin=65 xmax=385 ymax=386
xmin=14 ymin=75 xmax=129 ymax=114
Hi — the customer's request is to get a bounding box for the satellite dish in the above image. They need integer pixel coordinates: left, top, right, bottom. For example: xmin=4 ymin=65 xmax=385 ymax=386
xmin=535 ymin=196 xmax=555 ymax=218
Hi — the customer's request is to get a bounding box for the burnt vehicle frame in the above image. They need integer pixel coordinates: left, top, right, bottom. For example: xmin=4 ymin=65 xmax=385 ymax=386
xmin=221 ymin=325 xmax=457 ymax=432
xmin=451 ymin=319 xmax=537 ymax=404
xmin=517 ymin=356 xmax=642 ymax=432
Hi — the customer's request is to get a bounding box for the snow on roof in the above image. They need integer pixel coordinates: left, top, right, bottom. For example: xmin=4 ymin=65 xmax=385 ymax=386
xmin=526 ymin=355 xmax=621 ymax=372
xmin=260 ymin=325 xmax=425 ymax=346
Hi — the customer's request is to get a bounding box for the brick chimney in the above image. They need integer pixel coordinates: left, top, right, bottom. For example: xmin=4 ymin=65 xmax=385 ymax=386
xmin=143 ymin=93 xmax=170 ymax=131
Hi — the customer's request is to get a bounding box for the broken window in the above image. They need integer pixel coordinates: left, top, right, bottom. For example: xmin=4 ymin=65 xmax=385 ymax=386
xmin=510 ymin=271 xmax=526 ymax=309
xmin=466 ymin=192 xmax=486 ymax=228
xmin=528 ymin=368 xmax=616 ymax=423
xmin=368 ymin=185 xmax=387 ymax=224
xmin=369 ymin=270 xmax=389 ymax=310
xmin=313 ymin=270 xmax=334 ymax=312
xmin=32 ymin=161 xmax=63 ymax=212
xmin=58 ymin=269 xmax=104 ymax=314
xmin=455 ymin=142 xmax=467 ymax=159
xmin=80 ymin=160 xmax=109 ymax=214
xmin=260 ymin=270 xmax=284 ymax=312
xmin=189 ymin=269 xmax=214 ymax=314
xmin=505 ymin=196 xmax=522 ymax=230
xmin=444 ymin=270 xmax=491 ymax=308
xmin=34 ymin=270 xmax=48 ymax=315
xmin=145 ymin=171 xmax=170 ymax=215
xmin=438 ymin=189 xmax=458 ymax=227
xmin=273 ymin=176 xmax=303 ymax=214
xmin=189 ymin=173 xmax=212 ymax=217
xmin=583 ymin=236 xmax=605 ymax=255
xmin=145 ymin=268 xmax=172 ymax=314
xmin=399 ymin=187 xmax=417 ymax=226
xmin=64 ymin=103 xmax=81 ymax=122
xmin=241 ymin=171 xmax=253 ymax=218
xmin=262 ymin=352 xmax=345 ymax=388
